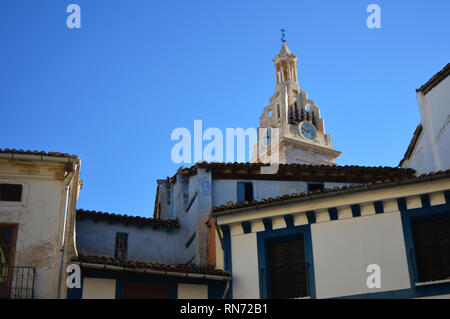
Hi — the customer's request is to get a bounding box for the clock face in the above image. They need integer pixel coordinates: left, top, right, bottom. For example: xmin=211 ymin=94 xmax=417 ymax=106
xmin=300 ymin=122 xmax=316 ymax=140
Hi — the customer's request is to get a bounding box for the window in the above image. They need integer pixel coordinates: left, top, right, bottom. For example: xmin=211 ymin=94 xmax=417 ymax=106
xmin=0 ymin=184 xmax=22 ymax=202
xmin=268 ymin=238 xmax=308 ymax=298
xmin=114 ymin=233 xmax=128 ymax=260
xmin=307 ymin=183 xmax=324 ymax=193
xmin=264 ymin=128 xmax=272 ymax=146
xmin=412 ymin=217 xmax=450 ymax=282
xmin=237 ymin=182 xmax=253 ymax=203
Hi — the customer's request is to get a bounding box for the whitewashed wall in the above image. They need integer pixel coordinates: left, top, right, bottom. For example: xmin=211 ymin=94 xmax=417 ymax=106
xmin=311 ymin=212 xmax=411 ymax=298
xmin=230 ymin=231 xmax=260 ymax=299
xmin=406 ymin=75 xmax=450 ymax=174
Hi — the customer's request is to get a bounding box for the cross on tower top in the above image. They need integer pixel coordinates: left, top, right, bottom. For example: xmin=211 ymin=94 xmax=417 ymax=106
xmin=281 ymin=28 xmax=286 ymax=43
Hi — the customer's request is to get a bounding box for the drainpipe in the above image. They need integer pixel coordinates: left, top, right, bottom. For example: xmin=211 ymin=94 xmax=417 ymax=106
xmin=56 ymin=162 xmax=78 ymax=299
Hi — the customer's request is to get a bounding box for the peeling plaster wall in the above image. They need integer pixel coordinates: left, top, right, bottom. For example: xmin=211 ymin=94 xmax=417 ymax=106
xmin=0 ymin=157 xmax=80 ymax=299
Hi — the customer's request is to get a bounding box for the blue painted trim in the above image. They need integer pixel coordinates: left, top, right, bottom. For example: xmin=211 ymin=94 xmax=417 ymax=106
xmin=328 ymin=208 xmax=338 ymax=221
xmin=374 ymin=201 xmax=384 ymax=214
xmin=444 ymin=190 xmax=450 ymax=204
xmin=306 ymin=211 xmax=316 ymax=224
xmin=350 ymin=204 xmax=361 ymax=217
xmin=400 ymin=201 xmax=450 ymax=292
xmin=284 ymin=215 xmax=294 ymax=228
xmin=220 ymin=225 xmax=233 ymax=299
xmin=257 ymin=224 xmax=316 ymax=299
xmin=262 ymin=218 xmax=273 ymax=231
xmin=420 ymin=194 xmax=430 ymax=208
xmin=397 ymin=197 xmax=407 ymax=211
xmin=241 ymin=221 xmax=251 ymax=234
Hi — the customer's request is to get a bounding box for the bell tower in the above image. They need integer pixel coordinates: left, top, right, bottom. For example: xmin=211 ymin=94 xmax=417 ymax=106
xmin=252 ymin=34 xmax=341 ymax=165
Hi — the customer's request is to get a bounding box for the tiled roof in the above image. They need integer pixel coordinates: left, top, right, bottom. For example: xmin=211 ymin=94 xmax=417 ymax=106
xmin=170 ymin=162 xmax=416 ymax=184
xmin=416 ymin=63 xmax=450 ymax=95
xmin=0 ymin=148 xmax=79 ymax=158
xmin=211 ymin=169 xmax=450 ymax=215
xmin=399 ymin=124 xmax=423 ymax=166
xmin=76 ymin=209 xmax=179 ymax=230
xmin=72 ymin=255 xmax=232 ymax=278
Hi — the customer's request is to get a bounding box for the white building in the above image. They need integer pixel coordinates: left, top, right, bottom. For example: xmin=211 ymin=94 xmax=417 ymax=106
xmin=400 ymin=63 xmax=450 ymax=174
xmin=0 ymin=149 xmax=81 ymax=298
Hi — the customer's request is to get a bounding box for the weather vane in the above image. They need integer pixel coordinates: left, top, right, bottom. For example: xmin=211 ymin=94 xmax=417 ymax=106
xmin=281 ymin=28 xmax=286 ymax=43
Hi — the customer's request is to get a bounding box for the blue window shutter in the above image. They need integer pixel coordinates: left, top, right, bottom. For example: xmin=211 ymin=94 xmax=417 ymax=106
xmin=237 ymin=182 xmax=245 ymax=203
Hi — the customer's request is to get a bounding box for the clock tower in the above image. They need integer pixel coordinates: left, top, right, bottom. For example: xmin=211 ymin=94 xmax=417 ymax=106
xmin=252 ymin=41 xmax=341 ymax=165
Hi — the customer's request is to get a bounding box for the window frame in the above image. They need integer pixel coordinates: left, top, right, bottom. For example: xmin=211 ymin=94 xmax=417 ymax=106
xmin=257 ymin=224 xmax=316 ymax=299
xmin=237 ymin=181 xmax=253 ymax=204
xmin=400 ymin=199 xmax=450 ymax=286
xmin=0 ymin=181 xmax=28 ymax=208
xmin=114 ymin=232 xmax=128 ymax=260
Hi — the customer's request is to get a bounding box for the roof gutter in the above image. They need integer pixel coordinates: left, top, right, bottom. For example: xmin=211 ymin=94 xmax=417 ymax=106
xmin=71 ymin=261 xmax=232 ymax=282
xmin=212 ymin=171 xmax=450 ymax=217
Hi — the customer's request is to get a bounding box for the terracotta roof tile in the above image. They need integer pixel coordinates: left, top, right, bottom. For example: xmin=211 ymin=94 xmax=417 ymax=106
xmin=76 ymin=209 xmax=179 ymax=230
xmin=0 ymin=148 xmax=79 ymax=158
xmin=168 ymin=162 xmax=415 ymax=184
xmin=211 ymin=169 xmax=450 ymax=215
xmin=72 ymin=255 xmax=232 ymax=277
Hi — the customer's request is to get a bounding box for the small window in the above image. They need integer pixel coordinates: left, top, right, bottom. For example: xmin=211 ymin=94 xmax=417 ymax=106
xmin=114 ymin=233 xmax=128 ymax=260
xmin=237 ymin=182 xmax=253 ymax=203
xmin=412 ymin=217 xmax=450 ymax=282
xmin=0 ymin=184 xmax=22 ymax=202
xmin=307 ymin=183 xmax=324 ymax=193
xmin=264 ymin=128 xmax=272 ymax=146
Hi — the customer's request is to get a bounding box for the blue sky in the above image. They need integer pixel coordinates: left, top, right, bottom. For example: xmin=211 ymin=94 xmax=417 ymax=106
xmin=1 ymin=0 xmax=449 ymax=217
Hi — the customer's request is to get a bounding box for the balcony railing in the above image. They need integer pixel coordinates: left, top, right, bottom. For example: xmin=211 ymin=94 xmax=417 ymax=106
xmin=0 ymin=264 xmax=35 ymax=299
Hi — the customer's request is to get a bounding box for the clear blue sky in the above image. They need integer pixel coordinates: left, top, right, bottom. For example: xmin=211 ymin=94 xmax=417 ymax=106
xmin=1 ymin=1 xmax=449 ymax=217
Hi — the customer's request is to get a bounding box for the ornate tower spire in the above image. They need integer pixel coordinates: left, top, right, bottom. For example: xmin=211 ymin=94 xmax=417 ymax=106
xmin=251 ymin=40 xmax=341 ymax=165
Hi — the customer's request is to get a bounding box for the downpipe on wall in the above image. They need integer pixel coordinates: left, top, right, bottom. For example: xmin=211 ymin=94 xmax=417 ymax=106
xmin=56 ymin=162 xmax=78 ymax=299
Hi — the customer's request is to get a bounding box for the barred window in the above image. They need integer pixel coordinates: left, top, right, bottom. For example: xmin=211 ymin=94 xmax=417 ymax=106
xmin=114 ymin=233 xmax=128 ymax=260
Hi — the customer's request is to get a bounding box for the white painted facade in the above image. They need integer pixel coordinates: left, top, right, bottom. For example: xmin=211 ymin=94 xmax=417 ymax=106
xmin=311 ymin=212 xmax=410 ymax=298
xmin=215 ymin=176 xmax=450 ymax=299
xmin=0 ymin=153 xmax=81 ymax=298
xmin=402 ymin=65 xmax=450 ymax=174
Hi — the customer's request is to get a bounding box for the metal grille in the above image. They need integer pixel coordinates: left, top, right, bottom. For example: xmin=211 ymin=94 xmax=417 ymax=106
xmin=115 ymin=232 xmax=128 ymax=260
xmin=0 ymin=265 xmax=35 ymax=299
